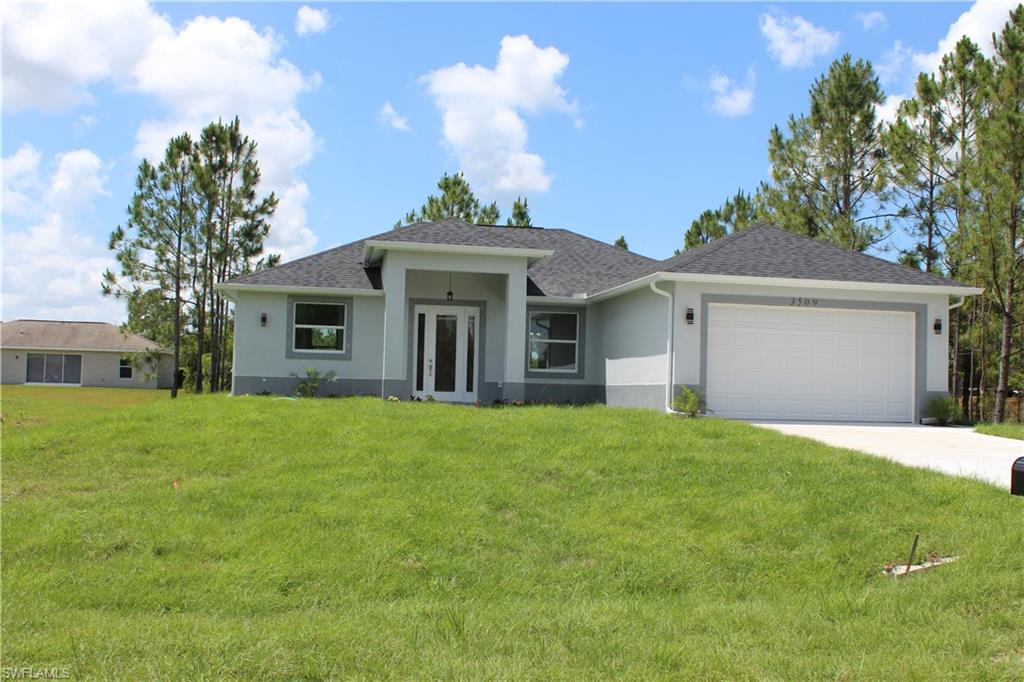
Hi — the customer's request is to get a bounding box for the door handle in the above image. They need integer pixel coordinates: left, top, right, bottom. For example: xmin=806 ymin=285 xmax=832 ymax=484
xmin=429 ymin=359 xmax=433 ymax=377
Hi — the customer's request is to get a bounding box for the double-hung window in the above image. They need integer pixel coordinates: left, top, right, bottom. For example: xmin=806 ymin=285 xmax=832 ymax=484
xmin=293 ymin=302 xmax=346 ymax=352
xmin=528 ymin=312 xmax=579 ymax=372
xmin=119 ymin=356 xmax=134 ymax=379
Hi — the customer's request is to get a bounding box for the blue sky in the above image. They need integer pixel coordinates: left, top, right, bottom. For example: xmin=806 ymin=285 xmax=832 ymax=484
xmin=2 ymin=1 xmax=1015 ymax=323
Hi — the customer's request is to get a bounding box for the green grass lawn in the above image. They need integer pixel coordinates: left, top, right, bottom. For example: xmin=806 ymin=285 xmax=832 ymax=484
xmin=975 ymin=422 xmax=1024 ymax=440
xmin=2 ymin=386 xmax=1022 ymax=679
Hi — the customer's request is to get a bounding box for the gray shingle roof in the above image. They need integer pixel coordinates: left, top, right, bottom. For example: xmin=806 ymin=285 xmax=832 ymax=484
xmin=0 ymin=320 xmax=166 ymax=352
xmin=228 ymin=218 xmax=657 ymax=297
xmin=658 ymin=224 xmax=970 ymax=288
xmin=226 ymin=219 xmax=970 ymax=298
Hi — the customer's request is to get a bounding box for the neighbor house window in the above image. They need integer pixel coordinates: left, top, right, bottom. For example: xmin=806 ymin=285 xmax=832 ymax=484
xmin=529 ymin=312 xmax=579 ymax=372
xmin=119 ymin=356 xmax=134 ymax=379
xmin=26 ymin=353 xmax=82 ymax=384
xmin=293 ymin=302 xmax=346 ymax=352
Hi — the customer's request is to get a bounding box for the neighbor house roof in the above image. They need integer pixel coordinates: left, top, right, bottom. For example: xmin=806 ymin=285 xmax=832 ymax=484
xmin=0 ymin=320 xmax=166 ymax=353
xmin=223 ymin=218 xmax=972 ymax=298
xmin=657 ymin=224 xmax=971 ymax=288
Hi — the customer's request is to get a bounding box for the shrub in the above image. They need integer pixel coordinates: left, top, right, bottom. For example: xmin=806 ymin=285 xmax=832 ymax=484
xmin=924 ymin=395 xmax=961 ymax=425
xmin=291 ymin=367 xmax=337 ymax=398
xmin=672 ymin=386 xmax=703 ymax=417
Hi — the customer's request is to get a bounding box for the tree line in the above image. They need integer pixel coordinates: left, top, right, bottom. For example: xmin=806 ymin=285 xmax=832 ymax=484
xmin=103 ymin=118 xmax=279 ymax=398
xmin=683 ymin=7 xmax=1023 ymax=422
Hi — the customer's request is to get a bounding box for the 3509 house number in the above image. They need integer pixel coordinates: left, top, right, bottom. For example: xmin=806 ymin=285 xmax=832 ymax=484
xmin=790 ymin=297 xmax=819 ymax=307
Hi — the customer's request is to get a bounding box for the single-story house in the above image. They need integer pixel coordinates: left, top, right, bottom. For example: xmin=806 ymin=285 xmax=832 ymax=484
xmin=0 ymin=320 xmax=173 ymax=389
xmin=219 ymin=219 xmax=979 ymax=422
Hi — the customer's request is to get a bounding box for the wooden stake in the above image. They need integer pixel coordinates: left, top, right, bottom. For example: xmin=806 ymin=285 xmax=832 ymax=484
xmin=904 ymin=533 xmax=920 ymax=576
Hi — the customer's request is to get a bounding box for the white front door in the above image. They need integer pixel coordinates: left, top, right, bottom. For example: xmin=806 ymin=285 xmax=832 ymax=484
xmin=413 ymin=305 xmax=480 ymax=402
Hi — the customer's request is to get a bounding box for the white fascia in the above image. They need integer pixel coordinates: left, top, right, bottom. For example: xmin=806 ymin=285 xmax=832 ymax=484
xmin=362 ymin=240 xmax=554 ymax=265
xmin=217 ymin=283 xmax=384 ymax=302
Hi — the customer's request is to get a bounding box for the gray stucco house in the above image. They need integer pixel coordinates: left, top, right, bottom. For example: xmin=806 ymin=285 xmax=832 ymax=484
xmin=220 ymin=219 xmax=979 ymax=422
xmin=1 ymin=320 xmax=173 ymax=389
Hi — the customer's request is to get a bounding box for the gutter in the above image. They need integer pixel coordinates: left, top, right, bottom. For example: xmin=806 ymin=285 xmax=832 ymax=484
xmin=948 ymin=295 xmax=968 ymax=311
xmin=648 ymin=281 xmax=675 ymax=413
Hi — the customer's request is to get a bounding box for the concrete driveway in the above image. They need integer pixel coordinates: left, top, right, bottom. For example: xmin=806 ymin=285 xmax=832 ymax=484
xmin=753 ymin=422 xmax=1023 ymax=488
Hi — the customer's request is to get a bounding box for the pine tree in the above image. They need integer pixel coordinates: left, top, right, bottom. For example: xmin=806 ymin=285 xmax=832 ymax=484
xmin=397 ymin=173 xmax=501 ymax=226
xmin=683 ymin=187 xmax=770 ymax=249
xmin=767 ymin=55 xmax=892 ymax=251
xmin=614 ymin=235 xmax=628 ymax=250
xmin=506 ymin=197 xmax=532 ymax=227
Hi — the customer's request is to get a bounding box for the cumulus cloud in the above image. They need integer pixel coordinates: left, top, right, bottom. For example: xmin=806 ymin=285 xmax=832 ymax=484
xmin=130 ymin=15 xmax=321 ymax=261
xmin=4 ymin=3 xmax=323 ymax=264
xmin=421 ymin=34 xmax=579 ymax=196
xmin=379 ymin=102 xmax=411 ymax=132
xmin=1 ymin=0 xmax=172 ymax=111
xmin=875 ymin=93 xmax=906 ymax=125
xmin=295 ymin=5 xmax=329 ymax=36
xmin=1 ymin=147 xmax=123 ymax=323
xmin=912 ymin=0 xmax=1017 ymax=73
xmin=856 ymin=11 xmax=888 ymax=32
xmin=707 ymin=68 xmax=755 ymax=117
xmin=760 ymin=11 xmax=840 ymax=68
xmin=876 ymin=39 xmax=913 ymax=85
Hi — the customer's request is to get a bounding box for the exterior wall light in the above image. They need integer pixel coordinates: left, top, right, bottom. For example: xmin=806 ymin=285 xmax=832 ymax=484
xmin=446 ymin=272 xmax=454 ymax=301
xmin=933 ymin=318 xmax=942 ymax=335
xmin=260 ymin=313 xmax=268 ymax=327
xmin=686 ymin=308 xmax=695 ymax=325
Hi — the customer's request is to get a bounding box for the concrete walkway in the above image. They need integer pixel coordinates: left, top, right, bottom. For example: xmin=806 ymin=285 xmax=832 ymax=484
xmin=752 ymin=422 xmax=1023 ymax=489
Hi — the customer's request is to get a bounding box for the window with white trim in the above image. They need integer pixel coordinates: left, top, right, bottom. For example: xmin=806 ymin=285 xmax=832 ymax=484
xmin=528 ymin=312 xmax=579 ymax=372
xmin=119 ymin=356 xmax=134 ymax=379
xmin=293 ymin=302 xmax=346 ymax=352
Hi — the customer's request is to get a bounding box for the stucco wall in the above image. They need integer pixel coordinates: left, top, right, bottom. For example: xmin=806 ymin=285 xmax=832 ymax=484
xmin=1 ymin=349 xmax=164 ymax=388
xmin=231 ymin=290 xmax=385 ymax=395
xmin=592 ymin=285 xmax=670 ymax=409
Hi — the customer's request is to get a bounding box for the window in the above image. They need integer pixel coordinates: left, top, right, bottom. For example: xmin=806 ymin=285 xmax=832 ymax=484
xmin=26 ymin=353 xmax=82 ymax=384
xmin=293 ymin=302 xmax=346 ymax=352
xmin=529 ymin=312 xmax=579 ymax=372
xmin=119 ymin=356 xmax=134 ymax=379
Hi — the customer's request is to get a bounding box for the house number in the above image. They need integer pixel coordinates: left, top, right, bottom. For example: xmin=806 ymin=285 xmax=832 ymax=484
xmin=790 ymin=297 xmax=819 ymax=307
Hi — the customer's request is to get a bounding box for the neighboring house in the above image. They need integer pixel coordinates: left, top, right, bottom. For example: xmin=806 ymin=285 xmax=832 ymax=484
xmin=220 ymin=219 xmax=980 ymax=422
xmin=0 ymin=320 xmax=173 ymax=389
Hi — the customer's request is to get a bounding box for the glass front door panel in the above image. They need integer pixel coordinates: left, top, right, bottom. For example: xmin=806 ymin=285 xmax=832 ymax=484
xmin=466 ymin=315 xmax=475 ymax=392
xmin=434 ymin=315 xmax=458 ymax=392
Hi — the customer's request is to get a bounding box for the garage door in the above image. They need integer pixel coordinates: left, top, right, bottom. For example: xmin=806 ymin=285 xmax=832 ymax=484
xmin=706 ymin=303 xmax=915 ymax=422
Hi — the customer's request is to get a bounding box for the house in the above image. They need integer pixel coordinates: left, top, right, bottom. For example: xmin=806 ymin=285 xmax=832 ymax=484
xmin=220 ymin=219 xmax=979 ymax=422
xmin=0 ymin=320 xmax=173 ymax=389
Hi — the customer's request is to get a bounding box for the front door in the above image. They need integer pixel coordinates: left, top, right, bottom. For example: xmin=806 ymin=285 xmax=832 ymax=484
xmin=413 ymin=305 xmax=480 ymax=402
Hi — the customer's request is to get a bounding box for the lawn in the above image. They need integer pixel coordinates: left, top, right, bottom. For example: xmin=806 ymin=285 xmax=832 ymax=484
xmin=975 ymin=422 xmax=1024 ymax=441
xmin=2 ymin=386 xmax=1022 ymax=679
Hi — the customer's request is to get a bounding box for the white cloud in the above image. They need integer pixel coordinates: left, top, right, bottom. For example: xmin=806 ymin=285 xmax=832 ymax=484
xmin=421 ymin=34 xmax=579 ymax=196
xmin=73 ymin=114 xmax=98 ymax=136
xmin=1 ymin=0 xmax=172 ymax=111
xmin=760 ymin=11 xmax=840 ymax=68
xmin=379 ymin=102 xmax=411 ymax=132
xmin=131 ymin=15 xmax=321 ymax=261
xmin=1 ymin=143 xmax=43 ymax=217
xmin=912 ymin=0 xmax=1017 ymax=73
xmin=856 ymin=11 xmax=888 ymax=32
xmin=877 ymin=39 xmax=913 ymax=85
xmin=1 ymin=147 xmax=122 ymax=323
xmin=875 ymin=93 xmax=906 ymax=125
xmin=707 ymin=68 xmax=755 ymax=117
xmin=295 ymin=6 xmax=330 ymax=36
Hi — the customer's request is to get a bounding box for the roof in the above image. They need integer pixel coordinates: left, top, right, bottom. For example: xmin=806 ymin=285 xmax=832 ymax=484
xmin=227 ymin=218 xmax=657 ymax=297
xmin=224 ymin=218 xmax=972 ymax=298
xmin=657 ymin=224 xmax=971 ymax=288
xmin=0 ymin=320 xmax=166 ymax=353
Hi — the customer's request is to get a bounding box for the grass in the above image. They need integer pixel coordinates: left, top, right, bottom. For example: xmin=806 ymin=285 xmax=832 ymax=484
xmin=1 ymin=384 xmax=168 ymax=432
xmin=2 ymin=386 xmax=1022 ymax=679
xmin=975 ymin=422 xmax=1024 ymax=440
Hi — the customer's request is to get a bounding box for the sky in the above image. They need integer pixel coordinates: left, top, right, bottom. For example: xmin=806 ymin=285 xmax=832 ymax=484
xmin=2 ymin=1 xmax=1018 ymax=324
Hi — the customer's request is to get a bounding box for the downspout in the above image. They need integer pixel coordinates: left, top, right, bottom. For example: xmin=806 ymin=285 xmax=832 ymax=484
xmin=380 ymin=292 xmax=388 ymax=399
xmin=948 ymin=296 xmax=966 ymax=311
xmin=649 ymin=280 xmax=675 ymax=413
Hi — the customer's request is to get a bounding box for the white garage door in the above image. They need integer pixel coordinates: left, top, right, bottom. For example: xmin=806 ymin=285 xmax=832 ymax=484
xmin=706 ymin=303 xmax=915 ymax=422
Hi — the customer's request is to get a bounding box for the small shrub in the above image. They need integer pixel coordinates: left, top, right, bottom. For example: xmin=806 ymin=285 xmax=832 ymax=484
xmin=924 ymin=395 xmax=961 ymax=425
xmin=291 ymin=367 xmax=337 ymax=398
xmin=672 ymin=386 xmax=703 ymax=417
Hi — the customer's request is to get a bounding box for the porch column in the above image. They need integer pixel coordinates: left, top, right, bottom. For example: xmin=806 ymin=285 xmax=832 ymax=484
xmin=503 ymin=267 xmax=527 ymax=401
xmin=381 ymin=261 xmax=407 ymax=398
